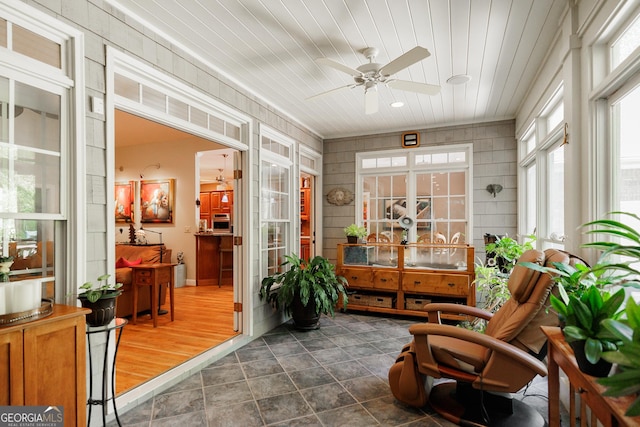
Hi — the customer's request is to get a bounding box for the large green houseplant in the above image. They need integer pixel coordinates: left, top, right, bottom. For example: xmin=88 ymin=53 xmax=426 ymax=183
xmin=260 ymin=254 xmax=348 ymax=330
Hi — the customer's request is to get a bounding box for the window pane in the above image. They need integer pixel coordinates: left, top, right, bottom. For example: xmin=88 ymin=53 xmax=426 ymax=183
xmin=0 ymin=19 xmax=6 ymax=48
xmin=13 ymin=24 xmax=61 ymax=69
xmin=547 ymin=102 xmax=563 ymax=132
xmin=0 ymin=147 xmax=60 ymax=214
xmin=0 ymin=76 xmax=7 ymax=141
xmin=618 ymin=85 xmax=640 ymax=213
xmin=225 ymin=123 xmax=241 ymax=141
xmin=210 ymin=115 xmax=225 ymax=134
xmin=548 ymin=145 xmax=565 ymax=237
xmin=114 ymin=74 xmax=139 ymax=101
xmin=190 ymin=107 xmax=208 ymax=128
xmin=1 ymin=219 xmax=55 ymax=288
xmin=15 ymin=82 xmax=60 ymax=152
xmin=168 ymin=97 xmax=188 ymax=121
xmin=526 ymin=165 xmax=537 ymax=234
xmin=142 ymin=85 xmax=166 ymax=111
xmin=612 ymin=16 xmax=640 ymax=68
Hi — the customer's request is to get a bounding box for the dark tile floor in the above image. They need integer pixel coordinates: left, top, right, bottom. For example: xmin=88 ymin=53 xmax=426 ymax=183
xmin=113 ymin=311 xmax=553 ymax=426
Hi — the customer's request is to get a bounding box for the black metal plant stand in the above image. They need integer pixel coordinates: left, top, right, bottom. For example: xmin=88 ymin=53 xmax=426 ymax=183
xmin=86 ymin=318 xmax=127 ymax=427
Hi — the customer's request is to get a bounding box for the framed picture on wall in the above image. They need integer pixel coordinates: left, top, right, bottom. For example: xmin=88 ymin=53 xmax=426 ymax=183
xmin=140 ymin=178 xmax=175 ymax=223
xmin=115 ymin=181 xmax=135 ymax=223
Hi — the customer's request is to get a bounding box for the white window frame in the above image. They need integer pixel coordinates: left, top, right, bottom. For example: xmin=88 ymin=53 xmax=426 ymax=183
xmin=0 ymin=0 xmax=84 ymax=301
xmin=259 ymin=125 xmax=295 ymax=278
xmin=356 ymin=144 xmax=473 ymax=244
xmin=518 ymin=87 xmax=565 ymax=250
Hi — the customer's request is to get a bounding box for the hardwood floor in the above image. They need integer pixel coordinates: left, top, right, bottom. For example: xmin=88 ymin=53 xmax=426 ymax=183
xmin=115 ymin=285 xmax=237 ymax=394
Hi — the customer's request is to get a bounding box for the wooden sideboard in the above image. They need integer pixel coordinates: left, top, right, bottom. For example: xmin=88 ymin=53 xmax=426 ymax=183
xmin=0 ymin=305 xmax=89 ymax=427
xmin=336 ymin=243 xmax=475 ymax=320
xmin=542 ymin=326 xmax=640 ymax=427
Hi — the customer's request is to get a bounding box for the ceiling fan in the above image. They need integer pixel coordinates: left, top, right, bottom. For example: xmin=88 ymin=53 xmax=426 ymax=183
xmin=216 ymin=154 xmax=230 ymax=185
xmin=309 ymin=46 xmax=440 ymax=114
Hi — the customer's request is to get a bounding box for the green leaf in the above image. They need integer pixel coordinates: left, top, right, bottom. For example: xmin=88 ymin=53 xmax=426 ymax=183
xmin=584 ymin=337 xmax=603 ymax=364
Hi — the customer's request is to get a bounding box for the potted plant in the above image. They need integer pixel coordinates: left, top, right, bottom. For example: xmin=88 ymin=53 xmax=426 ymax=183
xmin=485 ymin=234 xmax=535 ymax=273
xmin=77 ymin=274 xmax=123 ymax=327
xmin=550 ymin=284 xmax=625 ymax=376
xmin=259 ymin=254 xmax=348 ymax=330
xmin=598 ymin=297 xmax=640 ymax=416
xmin=0 ymin=255 xmax=13 ymax=282
xmin=344 ymin=224 xmax=367 ymax=244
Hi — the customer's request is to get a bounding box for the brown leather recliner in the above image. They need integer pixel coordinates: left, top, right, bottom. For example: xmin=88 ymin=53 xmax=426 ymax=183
xmin=404 ymin=248 xmax=585 ymax=426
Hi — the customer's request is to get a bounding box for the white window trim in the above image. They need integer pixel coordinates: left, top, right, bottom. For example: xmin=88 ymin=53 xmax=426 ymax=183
xmin=0 ymin=0 xmax=85 ymax=301
xmin=356 ymin=144 xmax=473 ymax=242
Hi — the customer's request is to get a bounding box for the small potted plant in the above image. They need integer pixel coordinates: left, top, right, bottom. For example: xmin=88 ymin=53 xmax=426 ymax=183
xmin=0 ymin=255 xmax=13 ymax=282
xmin=260 ymin=254 xmax=348 ymax=330
xmin=344 ymin=224 xmax=367 ymax=244
xmin=77 ymin=274 xmax=123 ymax=327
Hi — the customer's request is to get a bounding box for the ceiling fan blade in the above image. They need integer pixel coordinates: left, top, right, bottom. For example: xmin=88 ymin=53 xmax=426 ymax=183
xmin=388 ymin=79 xmax=441 ymax=96
xmin=306 ymin=84 xmax=354 ymax=101
xmin=379 ymin=46 xmax=431 ymax=76
xmin=364 ymin=87 xmax=378 ymax=115
xmin=315 ymin=57 xmax=362 ymax=77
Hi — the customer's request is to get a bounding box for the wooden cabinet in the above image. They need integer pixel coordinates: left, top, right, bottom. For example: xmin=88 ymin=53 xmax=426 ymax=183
xmin=0 ymin=305 xmax=89 ymax=426
xmin=300 ymin=188 xmax=310 ymax=220
xmin=199 ymin=191 xmax=233 ymax=225
xmin=336 ymin=243 xmax=475 ymax=320
xmin=195 ymin=233 xmax=233 ymax=286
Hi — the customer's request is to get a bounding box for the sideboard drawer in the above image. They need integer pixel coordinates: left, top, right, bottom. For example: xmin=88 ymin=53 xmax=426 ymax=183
xmin=402 ymin=272 xmax=469 ymax=295
xmin=339 ymin=268 xmax=373 ymax=288
xmin=372 ymin=270 xmax=400 ymax=290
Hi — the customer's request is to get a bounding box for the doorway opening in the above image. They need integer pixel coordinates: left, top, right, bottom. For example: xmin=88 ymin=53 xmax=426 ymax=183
xmin=114 ymin=110 xmax=241 ymax=394
xmin=300 ymin=173 xmax=314 ymax=259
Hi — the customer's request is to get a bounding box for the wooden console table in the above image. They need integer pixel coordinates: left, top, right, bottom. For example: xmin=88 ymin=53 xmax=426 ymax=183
xmin=542 ymin=326 xmax=640 ymax=427
xmin=130 ymin=263 xmax=176 ymax=327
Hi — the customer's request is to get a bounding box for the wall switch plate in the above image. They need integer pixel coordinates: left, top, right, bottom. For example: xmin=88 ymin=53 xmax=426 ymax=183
xmin=91 ymin=96 xmax=104 ymax=115
xmin=184 ymin=226 xmax=191 ymax=233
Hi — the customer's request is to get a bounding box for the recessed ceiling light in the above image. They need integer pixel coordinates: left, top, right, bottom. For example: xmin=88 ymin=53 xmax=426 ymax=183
xmin=446 ymin=74 xmax=472 ymax=85
xmin=390 ymin=101 xmax=404 ymax=108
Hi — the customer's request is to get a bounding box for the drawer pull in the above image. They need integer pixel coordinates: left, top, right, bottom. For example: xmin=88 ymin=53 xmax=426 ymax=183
xmin=380 ymin=278 xmax=387 ymax=282
xmin=448 ymin=283 xmax=455 ymax=287
xmin=414 ymin=281 xmax=421 ymax=285
xmin=351 ymin=276 xmax=359 ymax=280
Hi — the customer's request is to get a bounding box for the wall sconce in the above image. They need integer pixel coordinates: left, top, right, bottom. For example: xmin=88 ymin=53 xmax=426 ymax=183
xmin=486 ymin=184 xmax=503 ymax=198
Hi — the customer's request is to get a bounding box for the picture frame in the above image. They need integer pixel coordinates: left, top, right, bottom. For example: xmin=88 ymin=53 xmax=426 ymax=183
xmin=114 ymin=181 xmax=135 ymax=223
xmin=140 ymin=178 xmax=175 ymax=223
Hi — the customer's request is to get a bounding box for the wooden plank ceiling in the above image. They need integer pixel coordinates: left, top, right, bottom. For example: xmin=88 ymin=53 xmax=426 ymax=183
xmin=107 ymin=0 xmax=566 ymax=139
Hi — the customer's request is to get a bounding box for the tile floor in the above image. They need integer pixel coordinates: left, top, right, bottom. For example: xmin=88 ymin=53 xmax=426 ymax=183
xmin=112 ymin=311 xmax=553 ymax=426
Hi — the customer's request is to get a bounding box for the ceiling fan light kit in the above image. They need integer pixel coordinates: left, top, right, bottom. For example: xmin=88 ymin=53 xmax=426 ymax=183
xmin=311 ymin=45 xmax=441 ymax=114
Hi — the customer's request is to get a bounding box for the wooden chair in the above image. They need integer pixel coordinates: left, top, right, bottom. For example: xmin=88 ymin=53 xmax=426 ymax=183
xmin=449 ymin=232 xmax=461 ymax=256
xmin=417 ymin=234 xmax=431 ymax=245
xmin=434 ymin=233 xmax=447 ymax=244
xmin=367 ymin=233 xmax=391 ymax=243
